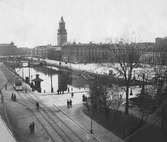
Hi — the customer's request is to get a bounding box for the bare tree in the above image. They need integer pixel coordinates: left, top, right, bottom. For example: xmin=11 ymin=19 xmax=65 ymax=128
xmin=113 ymin=42 xmax=140 ymax=114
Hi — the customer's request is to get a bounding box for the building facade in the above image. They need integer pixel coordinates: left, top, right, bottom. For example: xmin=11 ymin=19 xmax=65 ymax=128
xmin=62 ymin=43 xmax=111 ymax=63
xmin=0 ymin=42 xmax=17 ymax=56
xmin=155 ymin=37 xmax=167 ymax=65
xmin=57 ymin=17 xmax=67 ymax=46
xmin=32 ymin=45 xmax=49 ymax=58
xmin=32 ymin=45 xmax=62 ymax=60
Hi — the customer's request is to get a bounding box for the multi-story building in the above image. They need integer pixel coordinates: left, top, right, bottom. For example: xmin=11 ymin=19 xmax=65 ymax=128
xmin=32 ymin=45 xmax=62 ymax=60
xmin=62 ymin=43 xmax=111 ymax=63
xmin=0 ymin=42 xmax=17 ymax=56
xmin=32 ymin=17 xmax=157 ymax=64
xmin=47 ymin=46 xmax=62 ymax=61
xmin=155 ymin=37 xmax=167 ymax=65
xmin=57 ymin=17 xmax=67 ymax=46
xmin=32 ymin=45 xmax=49 ymax=58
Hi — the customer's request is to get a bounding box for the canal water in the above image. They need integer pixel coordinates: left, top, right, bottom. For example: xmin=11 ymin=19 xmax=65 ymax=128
xmin=15 ymin=66 xmax=142 ymax=100
xmin=15 ymin=66 xmax=90 ymax=93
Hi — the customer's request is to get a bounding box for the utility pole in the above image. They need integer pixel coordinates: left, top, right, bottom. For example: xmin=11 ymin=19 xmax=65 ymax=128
xmin=90 ymin=111 xmax=93 ymax=134
xmin=50 ymin=66 xmax=53 ymax=93
xmin=29 ymin=60 xmax=31 ymax=83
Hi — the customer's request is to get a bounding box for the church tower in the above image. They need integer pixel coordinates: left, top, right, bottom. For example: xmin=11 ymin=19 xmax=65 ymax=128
xmin=57 ymin=16 xmax=67 ymax=46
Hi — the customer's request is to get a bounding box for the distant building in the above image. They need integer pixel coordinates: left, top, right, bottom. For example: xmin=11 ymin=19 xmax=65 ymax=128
xmin=135 ymin=42 xmax=156 ymax=64
xmin=47 ymin=46 xmax=62 ymax=61
xmin=0 ymin=42 xmax=17 ymax=56
xmin=155 ymin=37 xmax=167 ymax=65
xmin=31 ymin=17 xmax=158 ymax=64
xmin=17 ymin=47 xmax=31 ymax=56
xmin=62 ymin=43 xmax=111 ymax=63
xmin=32 ymin=45 xmax=49 ymax=58
xmin=57 ymin=16 xmax=67 ymax=46
xmin=32 ymin=45 xmax=62 ymax=60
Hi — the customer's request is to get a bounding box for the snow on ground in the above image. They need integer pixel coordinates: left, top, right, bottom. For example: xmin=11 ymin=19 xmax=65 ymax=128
xmin=36 ymin=85 xmax=140 ymax=107
xmin=107 ymin=85 xmax=141 ymax=101
xmin=28 ymin=57 xmax=158 ymax=80
xmin=29 ymin=58 xmax=157 ymax=105
xmin=37 ymin=91 xmax=89 ymax=107
xmin=43 ymin=58 xmax=157 ymax=79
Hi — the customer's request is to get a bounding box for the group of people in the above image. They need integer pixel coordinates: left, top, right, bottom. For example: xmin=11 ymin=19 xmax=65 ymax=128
xmin=29 ymin=121 xmax=35 ymax=134
xmin=11 ymin=93 xmax=16 ymax=101
xmin=67 ymin=99 xmax=72 ymax=108
xmin=57 ymin=89 xmax=65 ymax=94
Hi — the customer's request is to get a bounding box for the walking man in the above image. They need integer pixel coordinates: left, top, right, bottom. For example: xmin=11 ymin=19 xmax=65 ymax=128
xmin=36 ymin=102 xmax=39 ymax=110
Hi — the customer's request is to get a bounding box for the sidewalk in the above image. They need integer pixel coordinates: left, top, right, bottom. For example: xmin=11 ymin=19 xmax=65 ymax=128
xmin=0 ymin=63 xmax=49 ymax=142
xmin=0 ymin=115 xmax=17 ymax=142
xmin=2 ymin=84 xmax=51 ymax=142
xmin=0 ymin=63 xmax=17 ymax=142
xmin=59 ymin=104 xmax=124 ymax=142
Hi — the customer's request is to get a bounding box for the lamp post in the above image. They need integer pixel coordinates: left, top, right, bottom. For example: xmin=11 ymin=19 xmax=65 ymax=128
xmin=50 ymin=66 xmax=53 ymax=93
xmin=89 ymin=94 xmax=94 ymax=134
xmin=90 ymin=111 xmax=93 ymax=134
xmin=28 ymin=60 xmax=31 ymax=83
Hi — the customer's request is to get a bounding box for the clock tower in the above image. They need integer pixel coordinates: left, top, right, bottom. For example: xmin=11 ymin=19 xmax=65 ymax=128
xmin=57 ymin=16 xmax=67 ymax=46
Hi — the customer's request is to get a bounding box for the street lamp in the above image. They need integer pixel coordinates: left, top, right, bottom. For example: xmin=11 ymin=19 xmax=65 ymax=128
xmin=50 ymin=66 xmax=53 ymax=93
xmin=90 ymin=112 xmax=93 ymax=134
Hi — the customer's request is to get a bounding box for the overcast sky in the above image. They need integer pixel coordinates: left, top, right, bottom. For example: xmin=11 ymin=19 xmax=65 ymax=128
xmin=0 ymin=0 xmax=167 ymax=48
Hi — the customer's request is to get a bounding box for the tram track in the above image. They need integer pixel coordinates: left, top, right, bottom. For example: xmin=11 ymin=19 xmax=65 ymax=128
xmin=2 ymin=64 xmax=101 ymax=142
xmin=17 ymin=92 xmax=65 ymax=142
xmin=17 ymin=91 xmax=87 ymax=142
xmin=2 ymin=65 xmax=82 ymax=142
xmin=25 ymin=92 xmax=87 ymax=142
xmin=26 ymin=92 xmax=101 ymax=142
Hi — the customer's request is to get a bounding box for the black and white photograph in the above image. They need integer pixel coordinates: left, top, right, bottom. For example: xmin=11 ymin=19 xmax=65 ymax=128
xmin=0 ymin=0 xmax=167 ymax=142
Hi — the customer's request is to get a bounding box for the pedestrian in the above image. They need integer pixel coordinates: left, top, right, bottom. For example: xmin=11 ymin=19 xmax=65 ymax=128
xmin=31 ymin=121 xmax=35 ymax=134
xmin=82 ymin=94 xmax=85 ymax=102
xmin=36 ymin=102 xmax=39 ymax=110
xmin=67 ymin=88 xmax=70 ymax=93
xmin=130 ymin=89 xmax=133 ymax=96
xmin=13 ymin=94 xmax=16 ymax=102
xmin=29 ymin=123 xmax=32 ymax=134
xmin=11 ymin=93 xmax=13 ymax=101
xmin=29 ymin=121 xmax=35 ymax=134
xmin=71 ymin=92 xmax=74 ymax=98
xmin=67 ymin=99 xmax=69 ymax=108
xmin=69 ymin=99 xmax=72 ymax=108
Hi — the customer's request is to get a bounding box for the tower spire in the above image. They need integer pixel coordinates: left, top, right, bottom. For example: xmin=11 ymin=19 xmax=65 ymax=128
xmin=57 ymin=16 xmax=67 ymax=46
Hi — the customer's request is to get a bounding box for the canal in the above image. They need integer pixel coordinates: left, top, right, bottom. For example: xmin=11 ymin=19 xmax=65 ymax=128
xmin=15 ymin=66 xmax=90 ymax=93
xmin=15 ymin=65 xmax=142 ymax=100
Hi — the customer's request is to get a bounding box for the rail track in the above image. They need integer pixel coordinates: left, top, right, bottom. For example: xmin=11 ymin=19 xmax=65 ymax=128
xmin=25 ymin=91 xmax=101 ymax=142
xmin=16 ymin=91 xmax=88 ymax=142
xmin=2 ymin=64 xmax=101 ymax=142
